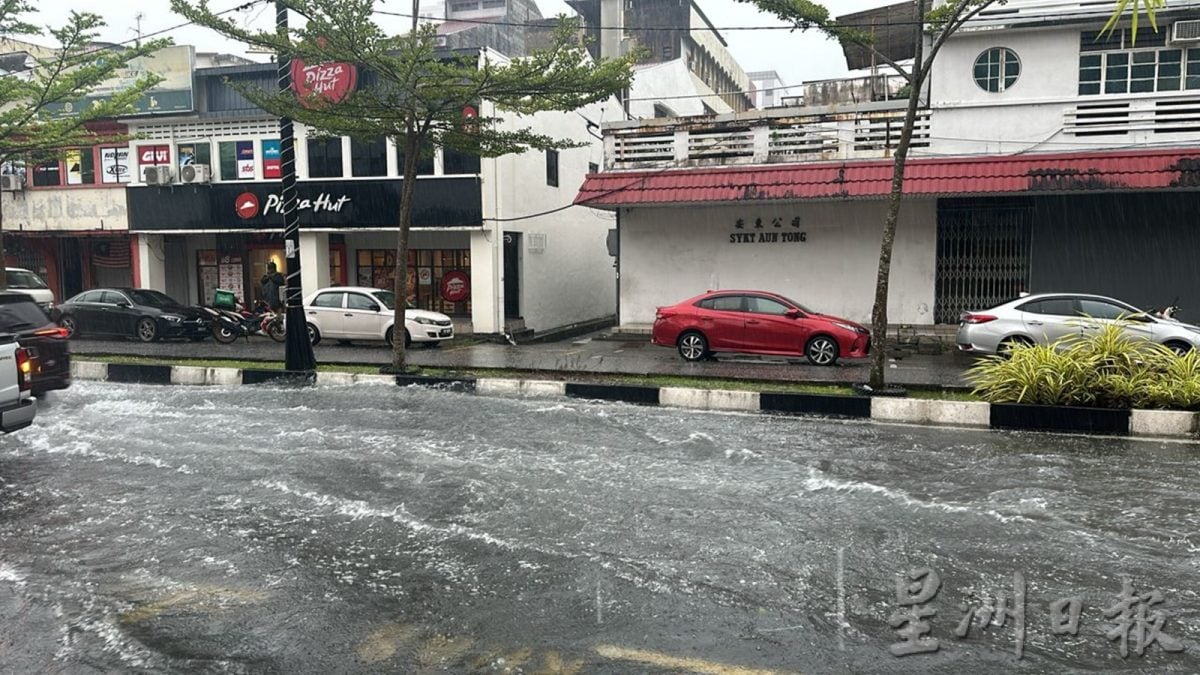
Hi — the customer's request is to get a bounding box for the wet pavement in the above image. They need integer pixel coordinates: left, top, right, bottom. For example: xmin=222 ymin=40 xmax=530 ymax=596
xmin=67 ymin=332 xmax=973 ymax=387
xmin=2 ymin=382 xmax=1199 ymax=672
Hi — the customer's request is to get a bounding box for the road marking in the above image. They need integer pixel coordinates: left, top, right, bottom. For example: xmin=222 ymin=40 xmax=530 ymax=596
xmin=594 ymin=645 xmax=799 ymax=675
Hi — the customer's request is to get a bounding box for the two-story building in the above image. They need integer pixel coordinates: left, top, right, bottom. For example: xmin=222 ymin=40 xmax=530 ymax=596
xmin=577 ymin=0 xmax=1200 ymax=331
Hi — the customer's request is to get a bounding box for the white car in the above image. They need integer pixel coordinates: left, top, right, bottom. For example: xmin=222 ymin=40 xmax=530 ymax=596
xmin=303 ymin=286 xmax=454 ymax=347
xmin=6 ymin=267 xmax=54 ymax=314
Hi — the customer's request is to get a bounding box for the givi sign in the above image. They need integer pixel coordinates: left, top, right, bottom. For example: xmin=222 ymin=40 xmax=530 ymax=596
xmin=291 ymin=60 xmax=358 ymax=108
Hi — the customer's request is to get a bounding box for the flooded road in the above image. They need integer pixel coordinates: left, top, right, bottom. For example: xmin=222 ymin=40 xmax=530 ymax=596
xmin=1 ymin=381 xmax=1198 ymax=673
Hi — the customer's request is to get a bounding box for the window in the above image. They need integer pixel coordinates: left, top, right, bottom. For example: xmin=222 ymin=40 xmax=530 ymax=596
xmin=218 ymin=142 xmax=239 ymax=180
xmin=545 ymin=149 xmax=559 ymax=187
xmin=75 ymin=290 xmax=102 ymax=303
xmin=443 ymin=147 xmax=481 ymax=175
xmin=357 ymin=249 xmax=396 ymax=290
xmin=350 ymin=136 xmax=388 ymax=177
xmin=307 ymin=137 xmax=344 ymax=178
xmin=589 ymin=162 xmax=599 ymax=174
xmin=31 ymin=159 xmax=60 ymax=187
xmin=1078 ymin=27 xmax=1196 ymax=95
xmin=313 ymin=292 xmax=344 ymax=308
xmin=973 ymin=47 xmax=1021 ymax=93
xmin=100 ymin=291 xmax=128 ymax=305
xmin=395 ymin=147 xmax=435 ymax=176
xmin=1078 ymin=299 xmax=1133 ymax=320
xmin=662 ymin=44 xmax=672 ymax=60
xmin=707 ymin=296 xmax=743 ymax=312
xmin=746 ymin=296 xmax=791 ymax=315
xmin=69 ymin=149 xmax=96 ymax=185
xmin=1020 ymin=298 xmax=1075 ymax=316
xmin=347 ymin=293 xmax=378 ymax=311
xmin=177 ymin=142 xmax=212 ymax=173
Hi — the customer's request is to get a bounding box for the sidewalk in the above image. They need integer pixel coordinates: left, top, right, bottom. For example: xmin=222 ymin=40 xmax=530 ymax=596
xmin=67 ymin=331 xmax=975 ymax=388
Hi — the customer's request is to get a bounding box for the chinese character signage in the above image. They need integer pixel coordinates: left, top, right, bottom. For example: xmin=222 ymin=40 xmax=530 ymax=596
xmin=262 ymin=140 xmax=281 ymax=179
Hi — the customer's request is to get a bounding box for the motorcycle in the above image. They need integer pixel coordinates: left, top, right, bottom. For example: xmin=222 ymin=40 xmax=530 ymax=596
xmin=201 ymin=300 xmax=286 ymax=344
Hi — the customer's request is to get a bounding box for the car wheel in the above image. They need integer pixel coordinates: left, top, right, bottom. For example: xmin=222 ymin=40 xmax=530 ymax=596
xmin=60 ymin=315 xmax=77 ymax=338
xmin=136 ymin=318 xmax=158 ymax=343
xmin=307 ymin=323 xmax=321 ymax=346
xmin=677 ymin=331 xmax=708 ymax=362
xmin=998 ymin=336 xmax=1033 ymax=358
xmin=385 ymin=327 xmax=394 ymax=347
xmin=1164 ymin=340 xmax=1192 ymax=356
xmin=404 ymin=330 xmax=412 ymax=348
xmin=805 ymin=335 xmax=839 ymax=366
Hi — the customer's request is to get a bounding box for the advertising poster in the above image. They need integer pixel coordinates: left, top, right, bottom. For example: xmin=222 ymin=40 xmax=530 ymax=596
xmin=262 ymin=140 xmax=281 ymax=179
xmin=101 ymin=147 xmax=130 ymax=184
xmin=236 ymin=141 xmax=255 ymax=179
xmin=139 ymin=145 xmax=170 ymax=166
xmin=65 ymin=149 xmax=83 ymax=185
xmin=178 ymin=144 xmax=197 ymax=169
xmin=49 ymin=46 xmax=196 ymax=116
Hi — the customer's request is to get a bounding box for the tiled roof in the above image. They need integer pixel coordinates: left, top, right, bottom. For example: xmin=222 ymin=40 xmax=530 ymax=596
xmin=574 ymin=148 xmax=1200 ymax=208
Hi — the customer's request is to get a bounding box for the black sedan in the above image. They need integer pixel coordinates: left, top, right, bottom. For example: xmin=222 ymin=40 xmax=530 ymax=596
xmin=57 ymin=288 xmax=210 ymax=342
xmin=0 ymin=292 xmax=71 ymax=395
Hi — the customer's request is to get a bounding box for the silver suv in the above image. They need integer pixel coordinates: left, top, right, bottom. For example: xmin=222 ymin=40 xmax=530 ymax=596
xmin=955 ymin=293 xmax=1200 ymax=355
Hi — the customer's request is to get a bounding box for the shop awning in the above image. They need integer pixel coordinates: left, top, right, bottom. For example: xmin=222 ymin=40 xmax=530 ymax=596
xmin=574 ymin=148 xmax=1200 ymax=209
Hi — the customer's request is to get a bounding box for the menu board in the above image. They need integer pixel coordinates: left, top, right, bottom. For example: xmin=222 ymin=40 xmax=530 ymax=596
xmin=218 ymin=255 xmax=244 ymax=305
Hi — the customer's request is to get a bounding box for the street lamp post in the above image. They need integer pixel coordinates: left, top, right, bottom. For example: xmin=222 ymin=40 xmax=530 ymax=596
xmin=276 ymin=1 xmax=316 ymax=373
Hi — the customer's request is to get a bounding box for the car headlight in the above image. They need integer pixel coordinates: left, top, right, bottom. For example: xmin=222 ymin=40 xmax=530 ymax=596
xmin=413 ymin=316 xmax=435 ymax=325
xmin=832 ymin=321 xmax=860 ymax=333
xmin=162 ymin=314 xmax=182 ymax=322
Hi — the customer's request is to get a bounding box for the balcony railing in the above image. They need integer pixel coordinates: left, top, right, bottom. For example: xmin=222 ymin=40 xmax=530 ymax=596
xmin=603 ymin=106 xmax=930 ymax=170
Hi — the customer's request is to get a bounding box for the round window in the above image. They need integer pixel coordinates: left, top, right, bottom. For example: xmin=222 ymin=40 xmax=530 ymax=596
xmin=973 ymin=47 xmax=1021 ymax=93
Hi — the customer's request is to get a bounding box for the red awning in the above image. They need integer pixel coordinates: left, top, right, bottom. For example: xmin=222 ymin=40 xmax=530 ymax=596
xmin=574 ymin=148 xmax=1200 ymax=209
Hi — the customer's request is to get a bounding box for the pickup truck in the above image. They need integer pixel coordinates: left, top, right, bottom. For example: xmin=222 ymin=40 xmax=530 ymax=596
xmin=0 ymin=335 xmax=35 ymax=433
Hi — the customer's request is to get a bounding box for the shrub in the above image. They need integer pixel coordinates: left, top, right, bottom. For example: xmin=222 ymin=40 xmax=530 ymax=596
xmin=968 ymin=323 xmax=1200 ymax=410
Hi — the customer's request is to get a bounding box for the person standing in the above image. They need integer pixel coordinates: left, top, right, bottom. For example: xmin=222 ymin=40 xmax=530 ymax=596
xmin=260 ymin=262 xmax=285 ymax=311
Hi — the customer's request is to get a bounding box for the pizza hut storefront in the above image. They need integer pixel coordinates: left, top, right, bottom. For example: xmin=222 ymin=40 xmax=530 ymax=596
xmin=126 ymin=177 xmax=483 ymax=318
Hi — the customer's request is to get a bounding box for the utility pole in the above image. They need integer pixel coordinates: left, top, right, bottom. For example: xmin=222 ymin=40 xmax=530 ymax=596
xmin=276 ymin=1 xmax=317 ymax=373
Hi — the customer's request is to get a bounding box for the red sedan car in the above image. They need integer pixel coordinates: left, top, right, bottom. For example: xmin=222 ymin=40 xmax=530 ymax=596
xmin=651 ymin=290 xmax=870 ymax=366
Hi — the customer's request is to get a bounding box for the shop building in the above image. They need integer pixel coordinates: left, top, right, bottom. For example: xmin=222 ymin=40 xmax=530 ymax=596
xmin=578 ymin=0 xmax=1200 ymax=330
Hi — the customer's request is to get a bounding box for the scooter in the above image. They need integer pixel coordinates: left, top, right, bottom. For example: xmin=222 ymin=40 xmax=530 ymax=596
xmin=202 ymin=301 xmax=286 ymax=344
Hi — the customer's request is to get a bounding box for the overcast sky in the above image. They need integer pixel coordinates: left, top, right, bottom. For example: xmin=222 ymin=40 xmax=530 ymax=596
xmin=32 ymin=0 xmax=883 ymax=90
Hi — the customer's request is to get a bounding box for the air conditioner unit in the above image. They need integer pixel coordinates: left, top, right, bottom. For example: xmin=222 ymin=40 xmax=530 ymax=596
xmin=143 ymin=165 xmax=172 ymax=185
xmin=1172 ymin=20 xmax=1200 ymax=44
xmin=180 ymin=163 xmax=211 ymax=184
xmin=0 ymin=174 xmax=23 ymax=191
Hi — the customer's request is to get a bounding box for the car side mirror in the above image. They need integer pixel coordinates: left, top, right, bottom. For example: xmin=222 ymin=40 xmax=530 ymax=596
xmin=370 ymin=304 xmax=381 ymax=313
xmin=117 ymin=302 xmax=131 ymax=309
xmin=785 ymin=308 xmax=802 ymax=319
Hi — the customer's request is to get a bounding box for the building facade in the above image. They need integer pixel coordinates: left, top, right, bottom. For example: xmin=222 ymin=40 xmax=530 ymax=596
xmin=578 ymin=0 xmax=1200 ymax=330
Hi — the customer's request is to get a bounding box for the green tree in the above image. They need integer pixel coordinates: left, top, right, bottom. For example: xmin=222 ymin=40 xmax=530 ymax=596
xmin=741 ymin=0 xmax=1151 ymax=390
xmin=172 ymin=0 xmax=635 ymax=371
xmin=0 ymin=1 xmax=166 ymax=289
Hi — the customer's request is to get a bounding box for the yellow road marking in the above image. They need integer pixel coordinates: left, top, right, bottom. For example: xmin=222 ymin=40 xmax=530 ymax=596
xmin=594 ymin=645 xmax=799 ymax=675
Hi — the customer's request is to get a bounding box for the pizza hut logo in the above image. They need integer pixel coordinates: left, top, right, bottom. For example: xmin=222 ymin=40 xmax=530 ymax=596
xmin=440 ymin=271 xmax=470 ymax=303
xmin=291 ymin=60 xmax=358 ymax=108
xmin=235 ymin=192 xmax=260 ymax=219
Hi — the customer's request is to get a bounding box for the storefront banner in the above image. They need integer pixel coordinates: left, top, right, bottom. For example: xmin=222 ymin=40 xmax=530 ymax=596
xmin=65 ymin=150 xmax=83 ymax=185
xmin=262 ymin=140 xmax=281 ymax=179
xmin=101 ymin=147 xmax=130 ymax=184
xmin=138 ymin=145 xmax=170 ymax=166
xmin=236 ymin=141 xmax=255 ymax=179
xmin=127 ymin=178 xmax=483 ymax=231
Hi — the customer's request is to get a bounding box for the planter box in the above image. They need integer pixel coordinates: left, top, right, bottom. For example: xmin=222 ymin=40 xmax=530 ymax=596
xmin=990 ymin=403 xmax=1130 ymax=435
xmin=565 ymin=382 xmax=659 ymax=406
xmin=759 ymin=392 xmax=871 ymax=418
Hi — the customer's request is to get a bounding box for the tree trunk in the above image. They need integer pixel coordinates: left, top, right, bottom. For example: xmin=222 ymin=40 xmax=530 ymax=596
xmin=867 ymin=0 xmax=928 ymax=390
xmin=391 ymin=121 xmax=419 ymax=371
xmin=0 ymin=191 xmax=7 ymax=291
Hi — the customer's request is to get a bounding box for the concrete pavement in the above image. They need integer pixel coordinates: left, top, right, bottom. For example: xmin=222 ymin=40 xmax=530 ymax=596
xmin=66 ymin=331 xmax=976 ymax=388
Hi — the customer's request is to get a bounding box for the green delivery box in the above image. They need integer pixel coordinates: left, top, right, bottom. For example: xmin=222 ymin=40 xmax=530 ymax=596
xmin=213 ymin=289 xmax=237 ymax=310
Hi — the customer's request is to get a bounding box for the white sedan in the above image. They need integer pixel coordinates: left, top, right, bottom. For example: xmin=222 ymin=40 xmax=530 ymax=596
xmin=303 ymin=286 xmax=454 ymax=347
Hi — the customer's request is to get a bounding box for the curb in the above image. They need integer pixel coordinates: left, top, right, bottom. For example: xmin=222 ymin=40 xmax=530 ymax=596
xmin=68 ymin=361 xmax=1200 ymax=440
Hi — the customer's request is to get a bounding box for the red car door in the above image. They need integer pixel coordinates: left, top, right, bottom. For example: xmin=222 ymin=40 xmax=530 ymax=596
xmin=744 ymin=295 xmax=810 ymax=353
xmin=695 ymin=294 xmax=747 ymax=350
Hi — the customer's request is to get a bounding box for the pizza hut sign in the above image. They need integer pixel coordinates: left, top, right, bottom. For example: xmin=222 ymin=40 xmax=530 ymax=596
xmin=291 ymin=60 xmax=358 ymax=108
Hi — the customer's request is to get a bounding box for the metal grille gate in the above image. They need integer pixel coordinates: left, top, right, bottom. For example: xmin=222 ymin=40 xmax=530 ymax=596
xmin=934 ymin=202 xmax=1033 ymax=324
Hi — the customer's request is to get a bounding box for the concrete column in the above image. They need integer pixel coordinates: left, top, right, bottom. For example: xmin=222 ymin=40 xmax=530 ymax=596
xmin=470 ymin=228 xmax=498 ymax=334
xmin=132 ymin=233 xmax=166 ymax=291
xmin=299 ymin=231 xmax=330 ymax=297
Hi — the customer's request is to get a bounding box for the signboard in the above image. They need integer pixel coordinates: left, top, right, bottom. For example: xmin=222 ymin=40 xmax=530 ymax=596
xmin=236 ymin=141 xmax=255 ymax=179
xmin=65 ymin=149 xmax=83 ymax=185
xmin=138 ymin=145 xmax=170 ymax=166
xmin=440 ymin=271 xmax=470 ymax=303
xmin=262 ymin=140 xmax=281 ymax=179
xmin=127 ymin=178 xmax=484 ymax=231
xmin=101 ymin=147 xmax=130 ymax=184
xmin=291 ymin=60 xmax=358 ymax=108
xmin=50 ymin=46 xmax=196 ymax=117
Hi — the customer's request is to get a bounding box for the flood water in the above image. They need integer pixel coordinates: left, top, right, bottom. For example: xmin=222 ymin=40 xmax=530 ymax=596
xmin=1 ymin=381 xmax=1198 ymax=673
